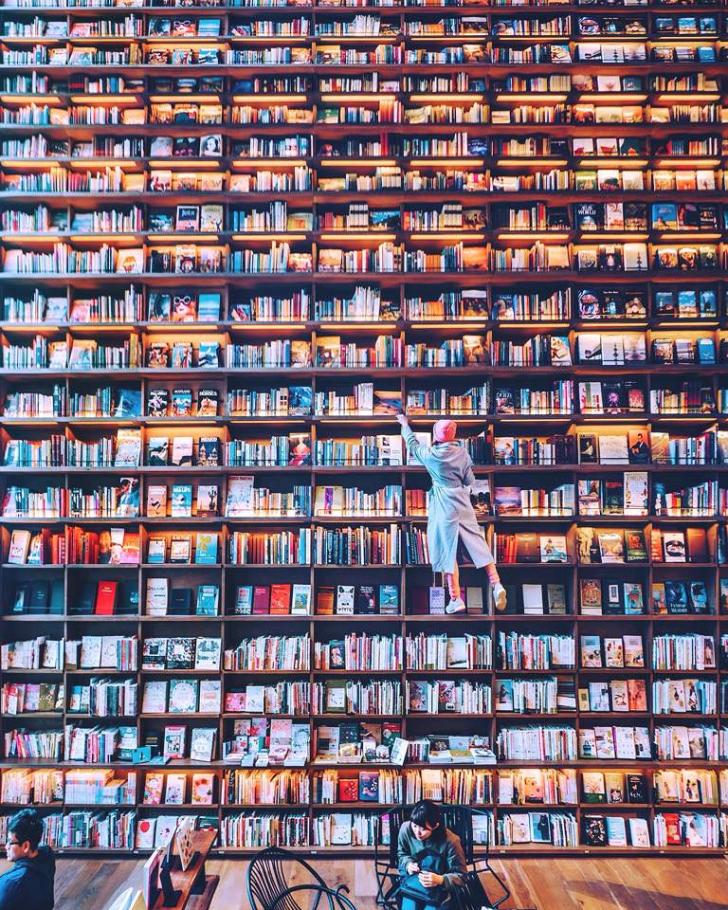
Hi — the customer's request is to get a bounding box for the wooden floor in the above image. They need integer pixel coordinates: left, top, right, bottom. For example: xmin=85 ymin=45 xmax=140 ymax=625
xmin=2 ymin=856 xmax=727 ymax=910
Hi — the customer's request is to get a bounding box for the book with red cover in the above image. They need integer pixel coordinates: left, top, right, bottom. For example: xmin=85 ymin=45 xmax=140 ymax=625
xmin=515 ymin=533 xmax=540 ymax=563
xmin=94 ymin=580 xmax=118 ymax=615
xmin=316 ymin=587 xmax=335 ymax=615
xmin=663 ymin=812 xmax=682 ymax=845
xmin=650 ymin=528 xmax=662 ymax=562
xmin=337 ymin=776 xmax=359 ymax=802
xmin=270 ymin=583 xmax=291 ymax=615
xmin=410 ymin=587 xmax=429 ymax=615
xmin=686 ymin=527 xmax=708 ymax=563
xmin=252 ymin=585 xmax=270 ymax=615
xmin=627 ymin=678 xmax=647 ymax=711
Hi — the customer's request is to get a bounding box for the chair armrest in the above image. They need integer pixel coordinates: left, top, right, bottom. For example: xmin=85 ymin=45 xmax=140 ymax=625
xmin=285 ymin=882 xmax=360 ymax=910
xmin=284 ymin=883 xmax=339 ymax=910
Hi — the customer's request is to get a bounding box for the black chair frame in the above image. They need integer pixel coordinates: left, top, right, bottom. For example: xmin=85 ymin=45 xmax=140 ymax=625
xmin=247 ymin=845 xmax=360 ymax=910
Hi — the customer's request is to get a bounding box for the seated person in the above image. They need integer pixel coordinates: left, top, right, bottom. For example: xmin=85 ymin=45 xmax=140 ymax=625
xmin=0 ymin=808 xmax=55 ymax=910
xmin=397 ymin=800 xmax=466 ymax=910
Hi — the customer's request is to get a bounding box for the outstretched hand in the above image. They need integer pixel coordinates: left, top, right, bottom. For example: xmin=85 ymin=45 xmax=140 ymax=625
xmin=396 ymin=413 xmax=408 ymax=426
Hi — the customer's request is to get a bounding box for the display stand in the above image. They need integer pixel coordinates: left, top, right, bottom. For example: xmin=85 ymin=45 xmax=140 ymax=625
xmin=151 ymin=829 xmax=218 ymax=910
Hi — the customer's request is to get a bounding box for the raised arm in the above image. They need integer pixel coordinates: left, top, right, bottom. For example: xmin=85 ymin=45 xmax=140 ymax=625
xmin=396 ymin=414 xmax=430 ymax=467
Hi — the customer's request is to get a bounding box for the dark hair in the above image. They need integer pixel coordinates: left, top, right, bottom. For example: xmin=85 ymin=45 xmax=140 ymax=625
xmin=410 ymin=800 xmax=443 ymax=834
xmin=8 ymin=809 xmax=44 ymax=850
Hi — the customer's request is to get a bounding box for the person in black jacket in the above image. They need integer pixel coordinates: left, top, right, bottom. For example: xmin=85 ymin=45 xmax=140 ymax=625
xmin=0 ymin=809 xmax=55 ymax=910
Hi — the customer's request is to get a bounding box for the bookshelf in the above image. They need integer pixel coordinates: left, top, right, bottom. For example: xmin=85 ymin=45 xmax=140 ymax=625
xmin=2 ymin=0 xmax=728 ymax=858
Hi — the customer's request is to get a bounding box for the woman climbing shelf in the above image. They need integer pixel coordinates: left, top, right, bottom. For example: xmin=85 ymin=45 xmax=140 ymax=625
xmin=397 ymin=414 xmax=507 ymax=615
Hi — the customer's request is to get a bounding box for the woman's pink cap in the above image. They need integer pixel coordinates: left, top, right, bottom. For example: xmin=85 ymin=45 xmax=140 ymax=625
xmin=433 ymin=419 xmax=457 ymax=443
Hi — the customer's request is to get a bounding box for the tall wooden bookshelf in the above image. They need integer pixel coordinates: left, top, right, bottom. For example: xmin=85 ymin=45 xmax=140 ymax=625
xmin=1 ymin=0 xmax=728 ymax=858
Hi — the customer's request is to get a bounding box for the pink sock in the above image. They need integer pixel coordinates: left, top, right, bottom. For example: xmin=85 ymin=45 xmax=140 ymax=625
xmin=485 ymin=564 xmax=500 ymax=586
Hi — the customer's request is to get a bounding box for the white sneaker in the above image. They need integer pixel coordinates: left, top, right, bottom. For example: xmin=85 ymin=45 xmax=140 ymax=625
xmin=493 ymin=584 xmax=507 ymax=612
xmin=446 ymin=597 xmax=466 ymax=614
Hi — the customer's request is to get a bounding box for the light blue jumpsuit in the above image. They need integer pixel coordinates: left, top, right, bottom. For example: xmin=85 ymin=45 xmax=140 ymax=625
xmin=401 ymin=425 xmax=495 ymax=573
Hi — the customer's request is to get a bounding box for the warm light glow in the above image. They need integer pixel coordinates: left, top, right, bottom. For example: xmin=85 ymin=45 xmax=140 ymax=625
xmin=2 ymin=234 xmax=60 ymax=243
xmin=1 ymin=93 xmax=61 ymax=104
xmin=70 ymin=94 xmax=139 ymax=104
xmin=147 ymin=233 xmax=219 ymax=242
xmin=232 ymin=94 xmax=308 ymax=103
xmin=73 ymin=323 xmax=133 ymax=332
xmin=409 ymin=93 xmax=485 ymax=102
xmin=410 ymin=322 xmax=461 ymax=330
xmin=502 ymin=321 xmax=569 ymax=330
xmin=2 ymin=324 xmax=60 ymax=332
xmin=68 ymin=159 xmax=137 ymax=169
xmin=319 ymin=323 xmax=387 ymax=332
xmin=499 ymin=417 xmax=569 ymax=422
xmin=320 ymin=93 xmax=396 ymax=102
xmin=230 ymin=34 xmax=307 ymax=41
xmin=318 ymin=34 xmax=395 ymax=42
xmin=320 ymin=159 xmax=397 ymax=167
xmin=2 ymin=159 xmax=56 ymax=168
xmin=69 ymin=233 xmax=139 ymax=243
xmin=319 ymin=232 xmax=396 ymax=241
xmin=655 ymin=93 xmax=720 ymax=103
xmin=411 ymin=158 xmax=483 ymax=167
xmin=149 ymin=94 xmax=226 ymax=103
xmin=496 ymin=159 xmax=568 ymax=167
xmin=409 ymin=231 xmax=485 ymax=241
xmin=658 ymin=232 xmax=721 ymax=241
xmin=233 ymin=158 xmax=306 ymax=168
xmin=497 ymin=231 xmax=570 ymax=241
xmin=654 ymin=158 xmax=720 ymax=168
xmin=231 ymin=233 xmax=307 ymax=241
xmin=496 ymin=93 xmax=568 ymax=102
xmin=146 ymin=40 xmax=226 ymax=48
xmin=576 ymin=159 xmax=648 ymax=168
xmin=577 ymin=93 xmax=647 ymax=103
xmin=577 ymin=233 xmax=650 ymax=242
xmin=148 ymin=159 xmax=220 ymax=169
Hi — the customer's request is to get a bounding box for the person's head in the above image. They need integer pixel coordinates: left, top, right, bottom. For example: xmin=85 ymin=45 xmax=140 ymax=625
xmin=432 ymin=419 xmax=457 ymax=444
xmin=6 ymin=809 xmax=44 ymax=861
xmin=410 ymin=800 xmax=443 ymax=841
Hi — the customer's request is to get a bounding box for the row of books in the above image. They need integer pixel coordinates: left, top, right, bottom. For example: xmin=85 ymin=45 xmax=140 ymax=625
xmin=2 ymin=128 xmax=722 ymax=160
xmin=6 ymin=714 xmax=728 ymax=766
xmin=4 ymin=285 xmax=728 ymax=327
xmin=2 ymin=524 xmax=726 ymax=566
xmin=7 ymin=629 xmax=728 ymax=674
xmin=5 ymin=714 xmax=728 ymax=764
xmin=10 ymin=572 xmax=727 ymax=620
xmin=0 ymin=0 xmax=722 ymax=10
xmin=10 ymin=433 xmax=720 ymax=471
xmin=0 ymin=70 xmax=724 ymax=95
xmin=4 ymin=11 xmax=726 ymax=34
xmin=8 ymin=378 xmax=728 ymax=420
xmin=2 ymin=241 xmax=725 ymax=276
xmin=3 ymin=37 xmax=728 ymax=66
xmin=6 ymin=427 xmax=728 ymax=470
xmin=6 ymin=329 xmax=728 ymax=371
xmin=8 ymin=768 xmax=727 ymax=817
xmin=13 ymin=102 xmax=727 ymax=129
xmin=499 ymin=525 xmax=725 ymax=565
xmin=0 ymin=809 xmax=720 ymax=852
xmin=3 ymin=165 xmax=728 ymax=198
